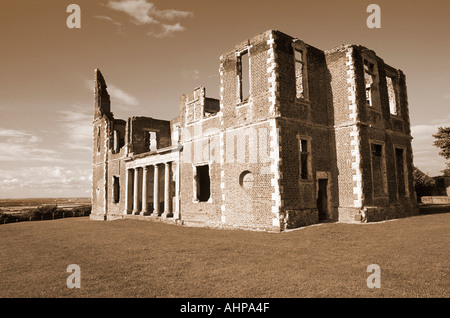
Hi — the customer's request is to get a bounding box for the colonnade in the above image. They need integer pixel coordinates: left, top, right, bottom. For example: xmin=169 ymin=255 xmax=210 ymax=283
xmin=124 ymin=162 xmax=174 ymax=217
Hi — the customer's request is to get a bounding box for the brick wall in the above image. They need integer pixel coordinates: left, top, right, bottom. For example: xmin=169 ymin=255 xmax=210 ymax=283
xmin=91 ymin=30 xmax=418 ymax=229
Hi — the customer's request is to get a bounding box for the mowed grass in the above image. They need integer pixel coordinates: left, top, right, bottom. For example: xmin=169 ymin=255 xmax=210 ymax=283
xmin=0 ymin=213 xmax=448 ymax=298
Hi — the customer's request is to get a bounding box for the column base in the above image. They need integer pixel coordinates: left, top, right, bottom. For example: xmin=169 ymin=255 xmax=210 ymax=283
xmin=161 ymin=211 xmax=173 ymax=218
xmin=140 ymin=210 xmax=151 ymax=216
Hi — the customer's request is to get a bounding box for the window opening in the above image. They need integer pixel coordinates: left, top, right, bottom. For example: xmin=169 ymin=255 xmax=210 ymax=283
xmin=238 ymin=50 xmax=250 ymax=103
xmin=196 ymin=165 xmax=210 ymax=202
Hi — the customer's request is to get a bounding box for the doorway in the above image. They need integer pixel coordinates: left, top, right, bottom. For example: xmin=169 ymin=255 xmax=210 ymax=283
xmin=317 ymin=179 xmax=329 ymax=221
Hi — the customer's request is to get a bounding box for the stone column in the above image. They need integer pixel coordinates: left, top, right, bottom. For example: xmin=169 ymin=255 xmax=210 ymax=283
xmin=132 ymin=167 xmax=139 ymax=215
xmin=153 ymin=164 xmax=159 ymax=216
xmin=141 ymin=166 xmax=148 ymax=215
xmin=124 ymin=169 xmax=131 ymax=215
xmin=174 ymin=161 xmax=180 ymax=220
xmin=162 ymin=162 xmax=172 ymax=217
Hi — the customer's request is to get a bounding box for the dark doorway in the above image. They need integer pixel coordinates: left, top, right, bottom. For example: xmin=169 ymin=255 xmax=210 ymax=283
xmin=317 ymin=179 xmax=328 ymax=221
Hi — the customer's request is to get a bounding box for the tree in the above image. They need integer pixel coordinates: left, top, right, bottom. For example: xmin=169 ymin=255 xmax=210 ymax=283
xmin=433 ymin=126 xmax=450 ymax=176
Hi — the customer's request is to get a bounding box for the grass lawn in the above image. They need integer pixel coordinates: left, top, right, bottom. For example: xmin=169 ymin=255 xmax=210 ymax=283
xmin=0 ymin=213 xmax=448 ymax=298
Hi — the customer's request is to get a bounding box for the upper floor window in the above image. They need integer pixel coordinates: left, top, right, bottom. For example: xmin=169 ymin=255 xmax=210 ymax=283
xmin=144 ymin=131 xmax=157 ymax=152
xmin=386 ymin=74 xmax=399 ymax=115
xmin=293 ymin=45 xmax=308 ymax=100
xmin=237 ymin=49 xmax=250 ymax=104
xmin=112 ymin=129 xmax=124 ymax=154
xmin=96 ymin=126 xmax=101 ymax=153
xmin=364 ymin=59 xmax=377 ymax=107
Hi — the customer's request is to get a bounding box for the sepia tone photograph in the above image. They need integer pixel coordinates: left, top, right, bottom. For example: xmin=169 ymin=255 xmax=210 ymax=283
xmin=0 ymin=0 xmax=448 ymax=307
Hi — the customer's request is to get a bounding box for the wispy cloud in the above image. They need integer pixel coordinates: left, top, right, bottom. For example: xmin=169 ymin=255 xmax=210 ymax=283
xmin=182 ymin=69 xmax=200 ymax=80
xmin=0 ymin=128 xmax=62 ymax=163
xmin=85 ymin=79 xmax=139 ymax=111
xmin=108 ymin=84 xmax=139 ymax=107
xmin=57 ymin=106 xmax=92 ymax=151
xmin=107 ymin=0 xmax=158 ymax=24
xmin=105 ymin=0 xmax=193 ymax=38
xmin=148 ymin=23 xmax=185 ymax=38
xmin=443 ymin=93 xmax=450 ymax=99
xmin=94 ymin=15 xmax=124 ymax=34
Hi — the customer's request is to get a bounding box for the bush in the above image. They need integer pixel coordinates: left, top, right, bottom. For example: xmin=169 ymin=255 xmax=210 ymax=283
xmin=0 ymin=211 xmax=29 ymax=224
xmin=72 ymin=205 xmax=91 ymax=216
xmin=0 ymin=204 xmax=91 ymax=225
xmin=27 ymin=205 xmax=58 ymax=220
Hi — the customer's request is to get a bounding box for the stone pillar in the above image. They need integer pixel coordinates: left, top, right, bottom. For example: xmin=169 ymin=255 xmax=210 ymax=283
xmin=174 ymin=161 xmax=180 ymax=220
xmin=124 ymin=169 xmax=131 ymax=214
xmin=132 ymin=167 xmax=139 ymax=215
xmin=141 ymin=166 xmax=148 ymax=215
xmin=153 ymin=164 xmax=159 ymax=216
xmin=162 ymin=162 xmax=172 ymax=218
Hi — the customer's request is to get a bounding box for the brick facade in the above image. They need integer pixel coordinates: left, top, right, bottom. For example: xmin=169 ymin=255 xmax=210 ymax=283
xmin=90 ymin=30 xmax=418 ymax=231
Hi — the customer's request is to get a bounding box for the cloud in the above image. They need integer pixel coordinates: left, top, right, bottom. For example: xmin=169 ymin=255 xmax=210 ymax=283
xmin=85 ymin=79 xmax=139 ymax=111
xmin=0 ymin=166 xmax=92 ymax=198
xmin=57 ymin=106 xmax=92 ymax=151
xmin=94 ymin=15 xmax=124 ymax=33
xmin=182 ymin=69 xmax=201 ymax=80
xmin=107 ymin=0 xmax=158 ymax=24
xmin=106 ymin=0 xmax=193 ymax=38
xmin=94 ymin=15 xmax=122 ymax=25
xmin=0 ymin=128 xmax=62 ymax=163
xmin=443 ymin=93 xmax=450 ymax=99
xmin=148 ymin=23 xmax=186 ymax=38
xmin=108 ymin=84 xmax=139 ymax=107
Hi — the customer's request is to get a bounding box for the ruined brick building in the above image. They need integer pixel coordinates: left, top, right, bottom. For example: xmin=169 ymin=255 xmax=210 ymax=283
xmin=90 ymin=30 xmax=417 ymax=231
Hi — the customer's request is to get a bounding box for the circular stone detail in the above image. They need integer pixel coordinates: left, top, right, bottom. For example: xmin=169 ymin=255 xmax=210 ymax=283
xmin=239 ymin=171 xmax=254 ymax=189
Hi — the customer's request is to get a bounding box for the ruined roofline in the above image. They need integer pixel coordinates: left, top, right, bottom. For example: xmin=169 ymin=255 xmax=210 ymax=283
xmin=94 ymin=68 xmax=176 ymax=124
xmin=128 ymin=115 xmax=171 ymax=123
xmin=324 ymin=44 xmax=404 ymax=74
xmin=324 ymin=44 xmax=382 ymax=55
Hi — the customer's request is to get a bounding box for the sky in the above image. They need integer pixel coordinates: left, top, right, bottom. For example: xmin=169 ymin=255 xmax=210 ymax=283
xmin=0 ymin=0 xmax=449 ymax=199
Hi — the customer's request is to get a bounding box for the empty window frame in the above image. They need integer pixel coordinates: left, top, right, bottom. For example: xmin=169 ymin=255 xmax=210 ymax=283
xmin=113 ymin=130 xmax=124 ymax=153
xmin=144 ymin=131 xmax=157 ymax=152
xmin=96 ymin=126 xmax=101 ymax=153
xmin=196 ymin=165 xmax=210 ymax=202
xmin=395 ymin=147 xmax=407 ymax=196
xmin=113 ymin=176 xmax=120 ymax=203
xmin=294 ymin=47 xmax=307 ymax=99
xmin=299 ymin=138 xmax=311 ymax=180
xmin=238 ymin=49 xmax=250 ymax=103
xmin=371 ymin=143 xmax=387 ymax=196
xmin=364 ymin=59 xmax=376 ymax=107
xmin=386 ymin=75 xmax=399 ymax=115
